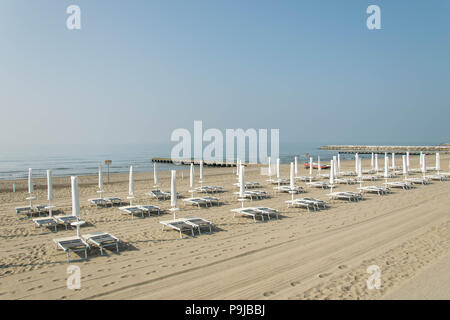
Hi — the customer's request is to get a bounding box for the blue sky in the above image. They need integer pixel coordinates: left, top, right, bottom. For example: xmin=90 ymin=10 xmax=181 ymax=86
xmin=1 ymin=0 xmax=449 ymax=146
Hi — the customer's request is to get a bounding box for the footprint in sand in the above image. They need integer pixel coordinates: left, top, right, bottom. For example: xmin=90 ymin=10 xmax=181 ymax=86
xmin=318 ymin=273 xmax=332 ymax=278
xmin=263 ymin=291 xmax=275 ymax=297
xmin=338 ymin=265 xmax=347 ymax=270
xmin=290 ymin=281 xmax=300 ymax=287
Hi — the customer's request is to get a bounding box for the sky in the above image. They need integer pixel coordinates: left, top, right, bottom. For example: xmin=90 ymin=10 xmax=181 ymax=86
xmin=1 ymin=0 xmax=449 ymax=147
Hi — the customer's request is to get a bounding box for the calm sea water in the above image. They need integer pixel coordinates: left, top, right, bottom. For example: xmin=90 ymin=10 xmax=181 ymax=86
xmin=0 ymin=143 xmax=355 ymax=180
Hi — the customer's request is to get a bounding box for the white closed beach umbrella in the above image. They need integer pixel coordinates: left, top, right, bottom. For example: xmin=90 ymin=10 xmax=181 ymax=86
xmin=375 ymin=154 xmax=379 ymax=172
xmin=355 ymin=153 xmax=359 ymax=172
xmin=329 ymin=159 xmax=334 ymax=185
xmin=98 ymin=165 xmax=103 ymax=199
xmin=153 ymin=163 xmax=158 ymax=187
xmin=239 ymin=165 xmax=245 ymax=198
xmin=402 ymin=155 xmax=407 ymax=178
xmin=406 ymin=152 xmax=410 ymax=171
xmin=358 ymin=158 xmax=362 ymax=178
xmin=290 ymin=162 xmax=295 ymax=190
xmin=28 ymin=168 xmax=33 ymax=194
xmin=333 ymin=156 xmax=338 ymax=178
xmin=71 ymin=176 xmax=80 ymax=218
xmin=422 ymin=154 xmax=426 ymax=176
xmin=128 ymin=166 xmax=135 ymax=205
xmin=436 ymin=153 xmax=440 ymax=173
xmin=267 ymin=157 xmax=272 ymax=178
xmin=189 ymin=163 xmax=194 ymax=188
xmin=309 ymin=157 xmax=313 ymax=181
xmin=384 ymin=155 xmax=389 ymax=180
xmin=358 ymin=158 xmax=363 ymax=187
xmin=171 ymin=170 xmax=177 ymax=208
xmin=337 ymin=153 xmax=341 ymax=175
xmin=129 ymin=166 xmax=134 ymax=196
xmin=47 ymin=170 xmax=53 ymax=202
xmin=419 ymin=152 xmax=423 ymax=166
xmin=392 ymin=153 xmax=396 ymax=169
xmin=236 ymin=158 xmax=240 ymax=177
xmin=98 ymin=165 xmax=103 ymax=190
xmin=371 ymin=153 xmax=374 ymax=169
xmin=276 ymin=158 xmax=280 ymax=179
xmin=294 ymin=156 xmax=298 ymax=177
xmin=317 ymin=156 xmax=321 ymax=175
xmin=199 ymin=160 xmax=204 ymax=183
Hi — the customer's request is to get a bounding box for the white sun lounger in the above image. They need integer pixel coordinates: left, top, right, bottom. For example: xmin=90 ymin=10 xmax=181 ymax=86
xmin=358 ymin=186 xmax=391 ymax=195
xmin=183 ymin=197 xmax=209 ymax=208
xmin=82 ymin=232 xmax=120 ymax=255
xmin=233 ymin=190 xmax=268 ymax=200
xmin=88 ymin=198 xmax=107 ymax=208
xmin=180 ymin=217 xmax=214 ymax=234
xmin=147 ymin=190 xmax=171 ymax=200
xmin=295 ymin=176 xmax=315 ymax=182
xmin=53 ymin=236 xmax=89 ymax=262
xmin=201 ymin=196 xmax=220 ymax=206
xmin=267 ymin=178 xmax=290 ymax=185
xmin=104 ymin=197 xmax=123 ymax=206
xmin=249 ymin=207 xmax=279 ymax=220
xmin=15 ymin=206 xmax=33 ymax=218
xmin=54 ymin=215 xmax=80 ymax=230
xmin=233 ymin=182 xmax=261 ymax=189
xmin=383 ymin=181 xmax=413 ymax=190
xmin=231 ymin=207 xmax=265 ymax=222
xmin=285 ymin=199 xmax=316 ymax=211
xmin=328 ymin=192 xmax=362 ymax=201
xmin=195 ymin=186 xmax=224 ymax=193
xmin=137 ymin=205 xmax=161 ymax=216
xmin=340 ymin=171 xmax=357 ymax=176
xmin=334 ymin=178 xmax=357 ymax=184
xmin=306 ymin=181 xmax=333 ymax=189
xmin=33 ymin=217 xmax=58 ymax=232
xmin=296 ymin=197 xmax=328 ymax=209
xmin=424 ymin=174 xmax=448 ymax=181
xmin=160 ymin=219 xmax=195 ymax=238
xmin=119 ymin=206 xmax=145 ymax=218
xmin=274 ymin=186 xmax=305 ymax=193
xmin=405 ymin=177 xmax=431 ymax=185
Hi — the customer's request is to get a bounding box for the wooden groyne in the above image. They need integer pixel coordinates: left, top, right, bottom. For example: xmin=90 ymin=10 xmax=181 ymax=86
xmin=152 ymin=158 xmax=244 ymax=167
xmin=319 ymin=145 xmax=450 ymax=154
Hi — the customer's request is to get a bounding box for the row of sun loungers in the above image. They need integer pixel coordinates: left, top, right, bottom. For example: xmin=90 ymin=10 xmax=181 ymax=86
xmin=286 ymin=198 xmax=327 ymax=211
xmin=195 ymin=185 xmax=224 ymax=193
xmin=15 ymin=204 xmax=55 ymax=218
xmin=306 ymin=181 xmax=333 ymax=189
xmin=328 ymin=191 xmax=363 ymax=201
xmin=33 ymin=214 xmax=80 ymax=232
xmin=233 ymin=182 xmax=261 ymax=189
xmin=53 ymin=231 xmax=120 ymax=262
xmin=119 ymin=205 xmax=161 ymax=218
xmin=358 ymin=186 xmax=391 ymax=195
xmin=234 ymin=190 xmax=269 ymax=200
xmin=273 ymin=185 xmax=305 ymax=193
xmin=231 ymin=207 xmax=279 ymax=222
xmin=160 ymin=217 xmax=214 ymax=238
xmin=383 ymin=181 xmax=414 ymax=190
xmin=88 ymin=197 xmax=123 ymax=207
xmin=182 ymin=196 xmax=220 ymax=208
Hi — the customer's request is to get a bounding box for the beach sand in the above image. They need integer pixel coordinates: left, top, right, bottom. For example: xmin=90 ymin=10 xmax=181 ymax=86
xmin=0 ymin=155 xmax=449 ymax=300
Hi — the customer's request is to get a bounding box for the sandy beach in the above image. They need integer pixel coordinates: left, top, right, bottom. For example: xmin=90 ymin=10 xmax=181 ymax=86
xmin=0 ymin=155 xmax=449 ymax=300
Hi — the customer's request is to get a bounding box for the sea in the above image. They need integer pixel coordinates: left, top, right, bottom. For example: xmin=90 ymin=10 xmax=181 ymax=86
xmin=0 ymin=142 xmax=429 ymax=180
